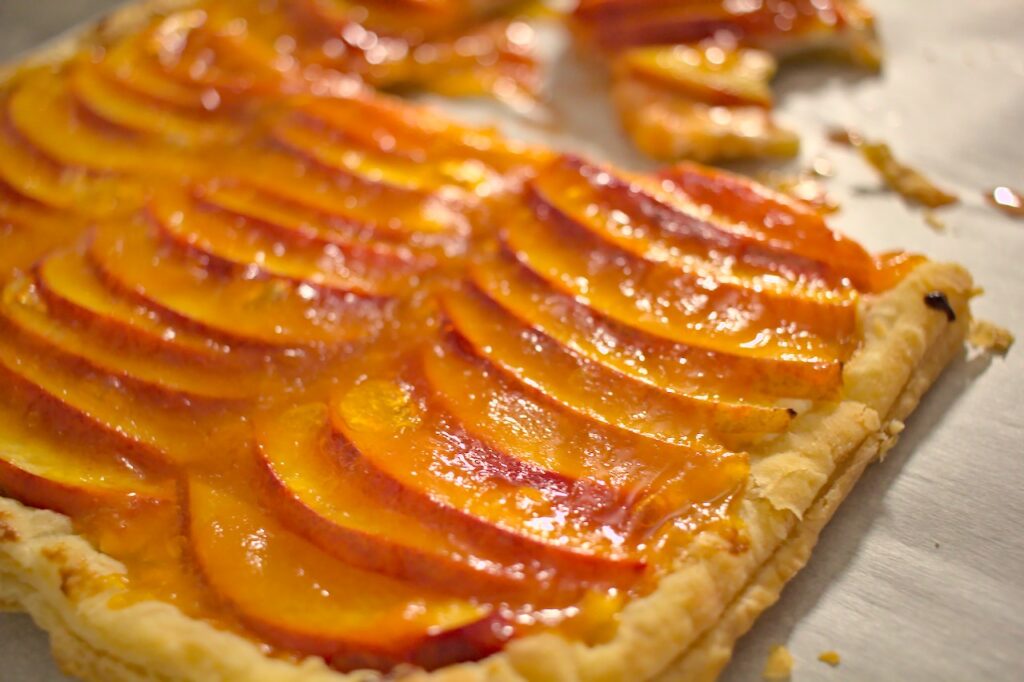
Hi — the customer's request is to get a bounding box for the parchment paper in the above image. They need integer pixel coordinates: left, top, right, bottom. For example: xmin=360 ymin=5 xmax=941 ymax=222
xmin=1 ymin=1 xmax=1021 ymax=680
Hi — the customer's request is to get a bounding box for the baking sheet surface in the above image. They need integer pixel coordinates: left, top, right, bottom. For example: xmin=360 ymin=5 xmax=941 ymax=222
xmin=1 ymin=1 xmax=1022 ymax=680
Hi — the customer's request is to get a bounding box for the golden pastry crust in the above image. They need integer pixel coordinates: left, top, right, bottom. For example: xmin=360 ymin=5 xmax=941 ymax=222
xmin=1 ymin=256 xmax=973 ymax=682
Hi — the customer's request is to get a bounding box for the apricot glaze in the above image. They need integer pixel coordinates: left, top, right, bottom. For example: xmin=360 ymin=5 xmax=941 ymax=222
xmin=0 ymin=0 xmax=915 ymax=673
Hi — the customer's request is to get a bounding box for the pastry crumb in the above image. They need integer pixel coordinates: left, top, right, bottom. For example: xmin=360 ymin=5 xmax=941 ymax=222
xmin=763 ymin=644 xmax=794 ymax=680
xmin=827 ymin=127 xmax=958 ymax=208
xmin=922 ymin=210 xmax=946 ymax=231
xmin=818 ymin=650 xmax=841 ymax=666
xmin=969 ymin=319 xmax=1014 ymax=354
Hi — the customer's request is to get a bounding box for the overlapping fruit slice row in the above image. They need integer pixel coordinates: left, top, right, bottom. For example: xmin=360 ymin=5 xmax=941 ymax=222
xmin=0 ymin=109 xmax=898 ymax=673
xmin=571 ymin=0 xmax=881 ymax=161
xmin=100 ymin=0 xmax=540 ymax=106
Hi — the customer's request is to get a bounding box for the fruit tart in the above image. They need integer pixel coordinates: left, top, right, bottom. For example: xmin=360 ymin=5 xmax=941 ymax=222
xmin=572 ymin=0 xmax=881 ymax=162
xmin=0 ymin=1 xmax=972 ymax=681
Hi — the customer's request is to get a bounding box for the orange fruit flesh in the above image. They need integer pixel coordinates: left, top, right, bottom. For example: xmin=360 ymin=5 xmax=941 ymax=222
xmin=328 ymin=356 xmax=647 ymax=584
xmin=0 ymin=390 xmax=171 ymax=515
xmin=186 ymin=477 xmax=504 ymax=672
xmin=89 ymin=220 xmax=384 ymax=347
xmin=35 ymin=249 xmax=242 ymax=365
xmin=469 ymin=256 xmax=843 ymax=401
xmin=441 ymin=285 xmax=794 ymax=438
xmin=1 ymin=275 xmax=258 ymax=400
xmin=256 ymin=402 xmax=532 ymax=598
xmin=503 ymin=200 xmax=850 ymax=362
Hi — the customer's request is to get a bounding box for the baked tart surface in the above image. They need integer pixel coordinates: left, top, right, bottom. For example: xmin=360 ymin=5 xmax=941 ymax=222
xmin=572 ymin=0 xmax=881 ymax=162
xmin=0 ymin=1 xmax=972 ymax=680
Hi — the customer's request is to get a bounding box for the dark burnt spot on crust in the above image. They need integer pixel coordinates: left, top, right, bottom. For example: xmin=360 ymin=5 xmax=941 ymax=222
xmin=786 ymin=407 xmax=798 ymax=418
xmin=924 ymin=291 xmax=956 ymax=322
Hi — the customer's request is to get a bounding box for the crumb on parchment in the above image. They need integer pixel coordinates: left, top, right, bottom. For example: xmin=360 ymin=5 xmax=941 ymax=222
xmin=763 ymin=644 xmax=794 ymax=680
xmin=818 ymin=650 xmax=841 ymax=666
xmin=827 ymin=127 xmax=958 ymax=208
xmin=969 ymin=319 xmax=1015 ymax=355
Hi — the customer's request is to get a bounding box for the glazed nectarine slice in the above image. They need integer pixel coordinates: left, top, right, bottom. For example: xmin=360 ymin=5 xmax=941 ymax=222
xmin=575 ymin=0 xmax=878 ymax=61
xmin=422 ymin=338 xmax=623 ymax=495
xmin=256 ymin=403 xmax=528 ymax=598
xmin=530 ymin=156 xmax=854 ymax=298
xmin=98 ymin=29 xmax=214 ymax=110
xmin=504 ymin=206 xmax=851 ymax=362
xmin=656 ymin=162 xmax=882 ymax=291
xmin=0 ymin=109 xmax=142 ymax=217
xmin=615 ymin=44 xmax=775 ymax=108
xmin=272 ymin=118 xmax=454 ymax=194
xmin=90 ymin=221 xmax=383 ymax=347
xmin=150 ymin=10 xmax=288 ymax=97
xmin=68 ymin=59 xmax=239 ymax=145
xmin=2 ymin=275 xmax=257 ymax=401
xmin=329 ymin=367 xmax=646 ymax=586
xmin=469 ymin=257 xmax=841 ymax=400
xmin=35 ymin=249 xmax=238 ymax=365
xmin=187 ymin=478 xmax=508 ymax=672
xmin=194 ymin=183 xmax=432 ymax=266
xmin=222 ymin=155 xmax=469 ymax=242
xmin=7 ymin=73 xmax=189 ymax=174
xmin=150 ymin=191 xmax=408 ymax=297
xmin=0 ymin=316 xmax=233 ymax=466
xmin=0 ymin=394 xmax=171 ymax=515
xmin=0 ymin=210 xmax=80 ymax=280
xmin=294 ymin=0 xmax=469 ymax=40
xmin=422 ymin=335 xmax=748 ymax=531
xmin=441 ymin=286 xmax=793 ymax=438
xmin=296 ymin=95 xmax=540 ymax=172
xmin=612 ymin=78 xmax=800 ymax=162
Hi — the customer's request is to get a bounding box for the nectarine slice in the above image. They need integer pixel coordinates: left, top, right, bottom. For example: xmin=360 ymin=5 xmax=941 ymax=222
xmin=89 ymin=221 xmax=383 ymax=347
xmin=422 ymin=335 xmax=748 ymax=533
xmin=150 ymin=191 xmax=412 ymax=297
xmin=615 ymin=44 xmax=775 ymax=108
xmin=504 ymin=204 xmax=851 ymax=362
xmin=194 ymin=182 xmax=434 ymax=265
xmin=0 ymin=393 xmax=171 ymax=515
xmin=441 ymin=286 xmax=794 ymax=438
xmin=530 ymin=156 xmax=855 ymax=298
xmin=0 ymin=107 xmax=142 ymax=216
xmin=98 ymin=29 xmax=214 ymax=110
xmin=150 ymin=11 xmax=287 ymax=97
xmin=272 ymin=117 xmax=453 ymax=194
xmin=329 ymin=364 xmax=646 ymax=586
xmin=256 ymin=403 xmax=530 ymax=598
xmin=7 ymin=73 xmax=189 ymax=174
xmin=656 ymin=161 xmax=881 ymax=290
xmin=219 ymin=154 xmax=469 ymax=243
xmin=0 ymin=316 xmax=235 ymax=466
xmin=187 ymin=477 xmax=509 ymax=671
xmin=35 ymin=249 xmax=238 ymax=365
xmin=469 ymin=257 xmax=842 ymax=400
xmin=296 ymin=94 xmax=540 ymax=172
xmin=68 ymin=59 xmax=239 ymax=145
xmin=575 ymin=0 xmax=862 ymax=53
xmin=2 ymin=274 xmax=258 ymax=401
